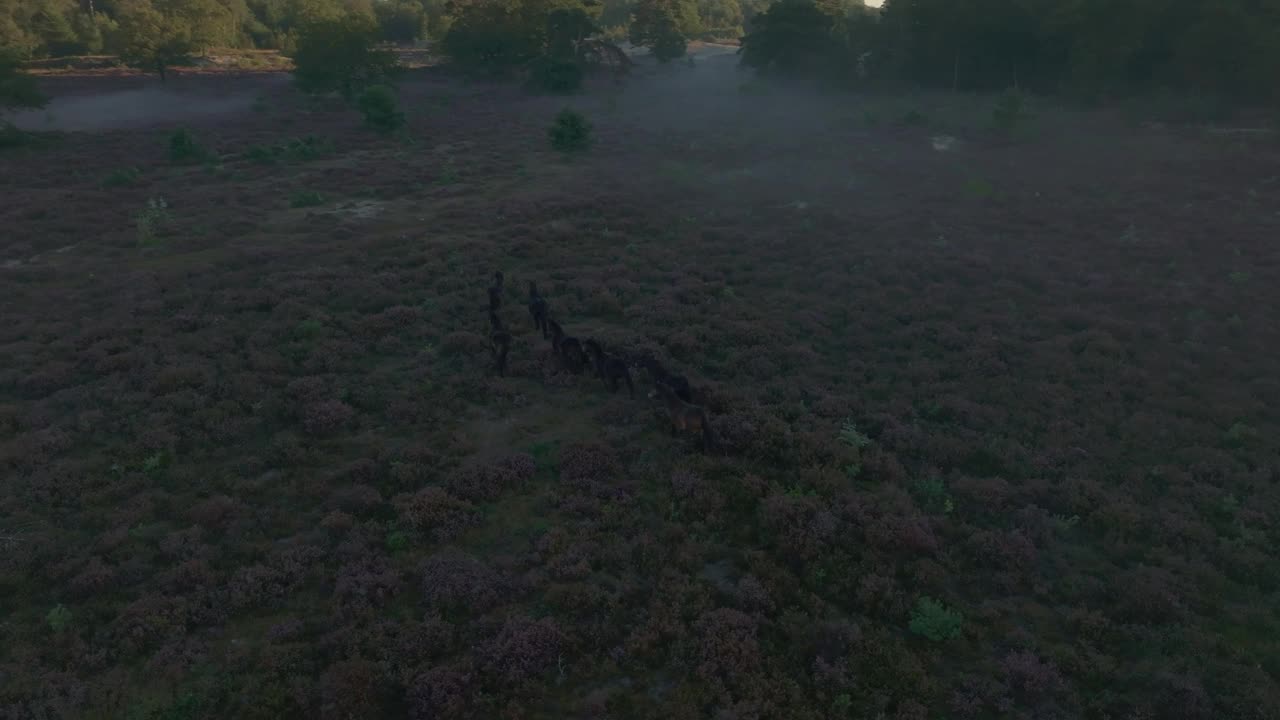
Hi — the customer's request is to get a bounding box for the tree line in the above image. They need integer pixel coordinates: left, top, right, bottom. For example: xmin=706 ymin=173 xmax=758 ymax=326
xmin=0 ymin=0 xmax=762 ymax=60
xmin=3 ymin=0 xmax=1278 ymax=106
xmin=744 ymin=0 xmax=1280 ymax=105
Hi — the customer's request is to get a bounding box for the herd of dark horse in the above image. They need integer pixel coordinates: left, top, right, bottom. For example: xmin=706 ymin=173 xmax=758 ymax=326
xmin=484 ymin=272 xmax=714 ymax=451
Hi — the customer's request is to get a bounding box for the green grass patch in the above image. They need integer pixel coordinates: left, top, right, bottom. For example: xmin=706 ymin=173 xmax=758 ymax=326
xmin=102 ymin=166 xmax=142 ymax=188
xmin=289 ymin=190 xmax=326 ymax=208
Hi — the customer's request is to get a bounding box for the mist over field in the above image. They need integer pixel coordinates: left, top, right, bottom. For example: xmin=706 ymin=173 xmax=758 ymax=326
xmin=2 ymin=1 xmax=1279 ymax=718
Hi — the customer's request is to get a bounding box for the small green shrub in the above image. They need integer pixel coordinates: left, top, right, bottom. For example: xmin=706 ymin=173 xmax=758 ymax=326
xmin=912 ymin=476 xmax=953 ymax=514
xmin=246 ymin=135 xmax=334 ymax=164
xmin=135 ymin=196 xmax=170 ymax=246
xmin=549 ymin=108 xmax=592 ymax=153
xmin=909 ymin=596 xmax=963 ymax=642
xmin=47 ymin=604 xmax=73 ymax=633
xmin=357 ymin=84 xmax=405 ymax=134
xmin=386 ymin=530 xmax=410 ymax=552
xmin=283 ymin=135 xmax=333 ymax=161
xmin=102 ymin=166 xmax=141 ymax=188
xmin=0 ymin=123 xmax=27 ymax=148
xmin=1223 ymin=421 xmax=1258 ymax=448
xmin=838 ymin=420 xmax=871 ymax=449
xmin=142 ymin=452 xmax=166 ymax=474
xmin=992 ymin=87 xmax=1032 ymax=135
xmin=895 ymin=109 xmax=928 ymax=127
xmin=964 ymin=177 xmax=995 ymax=198
xmin=294 ymin=318 xmax=324 ymax=339
xmin=245 ymin=144 xmax=276 ymax=164
xmin=168 ymin=127 xmax=208 ymax=164
xmin=290 ymin=190 xmax=326 ymax=208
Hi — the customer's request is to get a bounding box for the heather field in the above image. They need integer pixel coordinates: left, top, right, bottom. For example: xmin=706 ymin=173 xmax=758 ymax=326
xmin=2 ymin=51 xmax=1279 ymax=719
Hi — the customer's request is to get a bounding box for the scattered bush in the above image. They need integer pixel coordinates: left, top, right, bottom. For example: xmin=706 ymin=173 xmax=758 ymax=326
xmin=168 ymin=127 xmax=208 ymax=164
xmin=135 ymin=196 xmax=171 ymax=247
xmin=838 ymin=420 xmax=872 ymax=449
xmin=245 ymin=135 xmax=333 ymax=164
xmin=992 ymin=87 xmax=1032 ymax=135
xmin=290 ymin=190 xmax=326 ymax=208
xmin=912 ymin=476 xmax=953 ymax=515
xmin=909 ymin=596 xmax=963 ymax=642
xmin=101 ymin=166 xmax=141 ymax=188
xmin=548 ymin=108 xmax=591 ymax=153
xmin=357 ymin=84 xmax=405 ymax=135
xmin=46 ymin=604 xmax=73 ymax=633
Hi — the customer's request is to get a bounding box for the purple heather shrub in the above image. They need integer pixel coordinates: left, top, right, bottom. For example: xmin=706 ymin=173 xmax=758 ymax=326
xmin=302 ymin=399 xmax=355 ymax=435
xmin=146 ymin=637 xmax=209 ymax=685
xmin=267 ymin=618 xmax=307 ymax=642
xmin=1116 ymin=564 xmax=1186 ymax=624
xmin=694 ymin=608 xmax=762 ymax=683
xmin=478 ymin=616 xmax=563 ymax=685
xmin=1000 ymin=650 xmax=1063 ymax=700
xmin=421 ymin=551 xmax=504 ymax=612
xmin=734 ymin=575 xmax=773 ymax=612
xmin=329 ymin=483 xmax=383 ymax=513
xmin=110 ymin=595 xmax=187 ymax=656
xmin=333 ymin=557 xmax=402 ymax=617
xmin=557 ymin=442 xmax=621 ymax=482
xmin=446 ymin=453 xmax=536 ymax=502
xmin=759 ymin=493 xmax=837 ymax=563
xmin=68 ymin=557 xmax=116 ymax=598
xmin=228 ymin=563 xmax=294 ymax=611
xmin=188 ymin=494 xmax=239 ymax=531
xmin=320 ymin=510 xmax=355 ymax=534
xmin=1151 ymin=671 xmax=1213 ymax=720
xmin=397 ymin=486 xmax=479 ymax=542
xmin=319 ymin=658 xmax=385 ymax=720
xmin=439 ymin=331 xmax=488 ymax=356
xmin=159 ymin=559 xmax=217 ymax=594
xmin=407 ymin=667 xmax=471 ymax=720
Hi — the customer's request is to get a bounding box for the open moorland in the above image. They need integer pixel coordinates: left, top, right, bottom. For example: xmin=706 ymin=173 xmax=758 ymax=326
xmin=3 ymin=50 xmax=1280 ymax=719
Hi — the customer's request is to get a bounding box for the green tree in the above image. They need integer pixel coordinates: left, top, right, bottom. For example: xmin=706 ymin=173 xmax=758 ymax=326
xmin=356 ymin=83 xmax=404 ymax=132
xmin=695 ymin=0 xmax=741 ymax=39
xmin=114 ymin=0 xmax=196 ymax=81
xmin=442 ymin=0 xmax=542 ymax=72
xmin=374 ymin=0 xmax=425 ymax=43
xmin=738 ymin=0 xmax=835 ymax=74
xmin=442 ymin=0 xmax=601 ymax=75
xmin=629 ymin=0 xmax=695 ymax=61
xmin=1 ymin=46 xmax=47 ymax=117
xmin=290 ymin=13 xmax=398 ymax=99
xmin=908 ymin=596 xmax=963 ymax=642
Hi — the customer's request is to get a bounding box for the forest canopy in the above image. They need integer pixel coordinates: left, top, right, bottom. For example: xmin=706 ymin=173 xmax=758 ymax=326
xmin=2 ymin=0 xmax=1277 ymax=103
